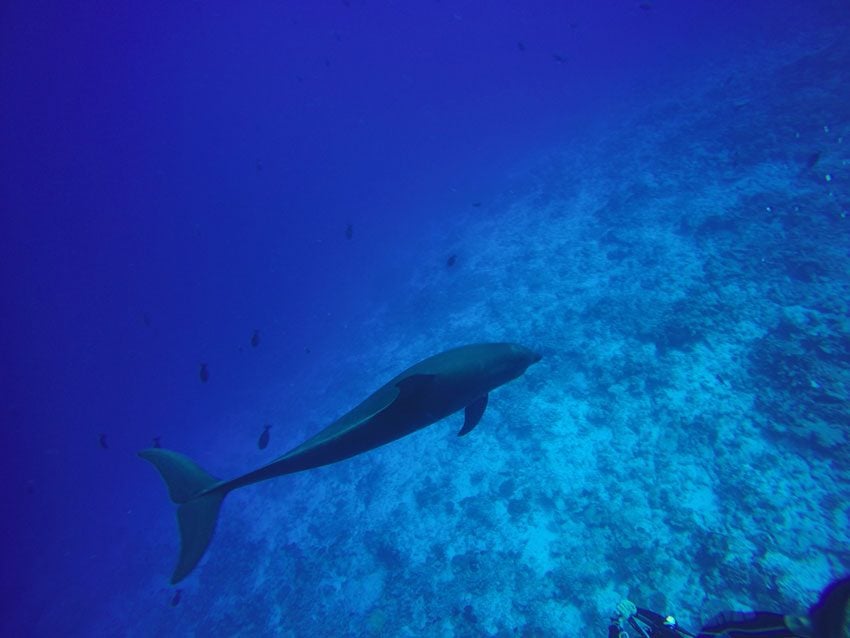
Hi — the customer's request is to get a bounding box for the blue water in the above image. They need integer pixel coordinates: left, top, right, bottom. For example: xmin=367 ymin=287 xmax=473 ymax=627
xmin=3 ymin=1 xmax=849 ymax=636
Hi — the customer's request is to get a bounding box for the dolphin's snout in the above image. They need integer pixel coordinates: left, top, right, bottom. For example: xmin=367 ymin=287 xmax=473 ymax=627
xmin=514 ymin=344 xmax=541 ymax=366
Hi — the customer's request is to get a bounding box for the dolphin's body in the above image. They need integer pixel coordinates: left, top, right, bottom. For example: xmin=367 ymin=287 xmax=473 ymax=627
xmin=141 ymin=343 xmax=540 ymax=583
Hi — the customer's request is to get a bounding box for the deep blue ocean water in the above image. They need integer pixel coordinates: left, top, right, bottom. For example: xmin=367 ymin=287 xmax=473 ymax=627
xmin=2 ymin=1 xmax=849 ymax=636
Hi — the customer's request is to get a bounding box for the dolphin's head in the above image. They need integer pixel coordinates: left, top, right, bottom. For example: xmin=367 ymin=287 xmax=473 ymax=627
xmin=508 ymin=343 xmax=541 ymax=368
xmin=484 ymin=343 xmax=542 ymax=386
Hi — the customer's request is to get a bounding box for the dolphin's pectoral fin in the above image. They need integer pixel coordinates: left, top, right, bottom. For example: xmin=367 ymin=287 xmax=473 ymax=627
xmin=458 ymin=394 xmax=489 ymax=436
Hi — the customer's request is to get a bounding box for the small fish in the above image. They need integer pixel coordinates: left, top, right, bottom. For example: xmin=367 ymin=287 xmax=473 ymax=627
xmin=153 ymin=436 xmax=162 ymax=448
xmin=552 ymin=53 xmax=567 ymax=64
xmin=199 ymin=363 xmax=209 ymax=383
xmin=805 ymin=152 xmax=820 ymax=169
xmin=171 ymin=589 xmax=182 ymax=607
xmin=472 ymin=202 xmax=482 ymax=208
xmin=256 ymin=159 xmax=263 ymax=174
xmin=258 ymin=424 xmax=271 ymax=450
xmin=517 ymin=41 xmax=526 ymax=52
xmin=638 ymin=2 xmax=652 ymax=10
xmin=251 ymin=329 xmax=260 ymax=348
xmin=99 ymin=433 xmax=108 ymax=450
xmin=446 ymin=254 xmax=457 ymax=268
xmin=142 ymin=312 xmax=152 ymax=328
xmin=345 ymin=223 xmax=353 ymax=240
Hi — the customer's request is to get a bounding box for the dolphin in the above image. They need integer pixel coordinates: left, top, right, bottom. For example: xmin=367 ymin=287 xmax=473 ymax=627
xmin=140 ymin=342 xmax=541 ymax=583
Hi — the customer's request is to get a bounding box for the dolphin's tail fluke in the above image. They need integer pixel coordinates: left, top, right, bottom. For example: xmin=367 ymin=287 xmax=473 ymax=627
xmin=139 ymin=448 xmax=228 ymax=584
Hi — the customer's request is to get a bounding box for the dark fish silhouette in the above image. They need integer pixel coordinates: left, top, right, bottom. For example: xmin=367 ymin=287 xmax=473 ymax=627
xmin=142 ymin=312 xmax=152 ymax=328
xmin=153 ymin=436 xmax=162 ymax=449
xmin=446 ymin=254 xmax=457 ymax=268
xmin=251 ymin=330 xmax=260 ymax=348
xmin=552 ymin=53 xmax=567 ymax=64
xmin=171 ymin=589 xmax=182 ymax=607
xmin=805 ymin=152 xmax=820 ymax=169
xmin=517 ymin=41 xmax=526 ymax=52
xmin=199 ymin=363 xmax=209 ymax=383
xmin=140 ymin=343 xmax=541 ymax=583
xmin=472 ymin=201 xmax=482 ymax=208
xmin=345 ymin=223 xmax=353 ymax=240
xmin=258 ymin=424 xmax=271 ymax=450
xmin=99 ymin=433 xmax=108 ymax=449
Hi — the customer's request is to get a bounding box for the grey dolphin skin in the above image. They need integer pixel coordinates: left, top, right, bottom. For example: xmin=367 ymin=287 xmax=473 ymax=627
xmin=140 ymin=342 xmax=541 ymax=583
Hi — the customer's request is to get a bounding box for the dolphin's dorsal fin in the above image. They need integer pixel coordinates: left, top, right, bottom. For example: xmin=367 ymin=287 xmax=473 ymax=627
xmin=285 ymin=374 xmax=438 ymax=456
xmin=458 ymin=394 xmax=488 ymax=436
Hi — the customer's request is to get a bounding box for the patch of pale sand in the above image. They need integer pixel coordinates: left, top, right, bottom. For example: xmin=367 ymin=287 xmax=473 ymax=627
xmin=341 ymin=568 xmax=385 ymax=616
xmin=465 ymin=590 xmax=523 ymax=636
xmin=674 ymin=462 xmax=721 ymax=530
xmin=538 ymin=599 xmax=585 ymax=635
xmin=764 ymin=550 xmax=833 ymax=605
xmin=739 ymin=453 xmax=837 ymax=558
xmin=445 ymin=302 xmax=490 ymax=334
xmin=532 ymin=385 xmax=586 ymax=431
xmin=540 ymin=410 xmax=611 ymax=499
xmin=662 ymin=345 xmax=756 ymax=419
xmin=519 ymin=518 xmax=559 ymax=576
xmin=594 ymin=580 xmax=628 ymax=619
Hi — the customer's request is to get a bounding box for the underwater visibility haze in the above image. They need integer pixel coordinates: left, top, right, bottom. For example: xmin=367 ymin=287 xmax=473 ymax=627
xmin=2 ymin=1 xmax=849 ymax=636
